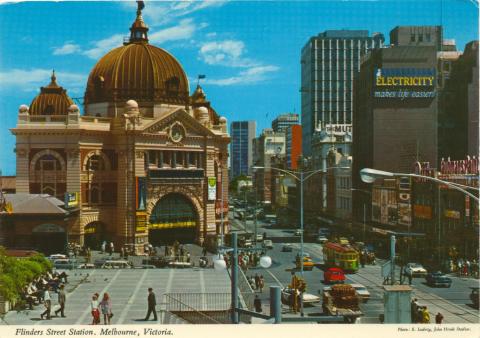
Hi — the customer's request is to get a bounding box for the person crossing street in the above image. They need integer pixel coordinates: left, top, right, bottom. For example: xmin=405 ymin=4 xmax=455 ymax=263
xmin=54 ymin=284 xmax=66 ymax=318
xmin=144 ymin=288 xmax=157 ymax=321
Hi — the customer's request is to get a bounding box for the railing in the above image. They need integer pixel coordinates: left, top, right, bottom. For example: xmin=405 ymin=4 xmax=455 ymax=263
xmin=164 ymin=293 xmax=228 ymax=324
xmin=234 ymin=268 xmax=255 ymax=323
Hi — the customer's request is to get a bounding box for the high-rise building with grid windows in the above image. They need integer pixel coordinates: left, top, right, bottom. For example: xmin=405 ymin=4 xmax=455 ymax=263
xmin=301 ymin=30 xmax=384 ymax=156
xmin=230 ymin=121 xmax=256 ymax=178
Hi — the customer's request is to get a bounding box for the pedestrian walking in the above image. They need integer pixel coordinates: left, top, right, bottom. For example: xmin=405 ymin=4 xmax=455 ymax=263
xmin=144 ymin=288 xmax=158 ymax=321
xmin=421 ymin=306 xmax=430 ymax=324
xmin=101 ymin=241 xmax=106 ymax=253
xmin=99 ymin=293 xmax=113 ymax=325
xmin=435 ymin=312 xmax=444 ymax=324
xmin=410 ymin=298 xmax=418 ymax=323
xmin=40 ymin=287 xmax=52 ymax=320
xmin=408 ymin=272 xmax=413 ymax=285
xmin=254 ymin=274 xmax=260 ymax=290
xmin=202 ymin=246 xmax=207 ymax=257
xmin=54 ymin=284 xmax=66 ymax=318
xmin=360 ymin=252 xmax=366 ymax=268
xmin=254 ymin=295 xmax=262 ymax=313
xmin=91 ymin=293 xmax=100 ymax=325
xmin=109 ymin=242 xmax=114 ymax=256
xmin=259 ymin=275 xmax=265 ymax=293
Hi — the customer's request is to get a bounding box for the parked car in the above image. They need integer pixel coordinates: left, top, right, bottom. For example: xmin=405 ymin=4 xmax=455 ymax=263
xmin=425 ymin=272 xmax=452 ymax=287
xmin=256 ymin=234 xmax=264 ymax=242
xmin=77 ymin=263 xmax=95 ymax=269
xmin=53 ymin=259 xmax=76 ymax=270
xmin=470 ymin=287 xmax=479 ymax=309
xmin=48 ymin=254 xmax=67 ymax=261
xmin=101 ymin=260 xmax=132 ymax=269
xmin=316 ymin=235 xmax=328 ymax=244
xmin=263 ymin=240 xmax=273 ymax=249
xmin=405 ymin=263 xmax=428 ymax=277
xmin=324 ymin=267 xmax=345 ymax=284
xmin=282 ymin=244 xmax=293 ymax=252
xmin=350 ymin=284 xmax=370 ymax=302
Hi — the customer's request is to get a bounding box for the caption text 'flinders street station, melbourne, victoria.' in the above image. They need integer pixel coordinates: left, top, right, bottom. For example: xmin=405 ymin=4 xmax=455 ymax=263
xmin=8 ymin=2 xmax=230 ymax=254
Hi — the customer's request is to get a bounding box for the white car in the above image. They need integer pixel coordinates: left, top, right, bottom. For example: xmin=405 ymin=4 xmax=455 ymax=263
xmin=351 ymin=284 xmax=370 ymax=303
xmin=263 ymin=240 xmax=273 ymax=249
xmin=256 ymin=234 xmax=264 ymax=242
xmin=281 ymin=287 xmax=321 ymax=305
xmin=48 ymin=254 xmax=67 ymax=261
xmin=316 ymin=235 xmax=328 ymax=244
xmin=405 ymin=263 xmax=428 ymax=277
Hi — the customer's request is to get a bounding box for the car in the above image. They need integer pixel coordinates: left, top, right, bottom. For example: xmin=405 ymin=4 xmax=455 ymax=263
xmin=263 ymin=240 xmax=273 ymax=249
xmin=339 ymin=237 xmax=350 ymax=245
xmin=136 ymin=264 xmax=156 ymax=269
xmin=316 ymin=235 xmax=328 ymax=244
xmin=53 ymin=259 xmax=76 ymax=270
xmin=470 ymin=287 xmax=479 ymax=309
xmin=48 ymin=254 xmax=68 ymax=261
xmin=77 ymin=263 xmax=95 ymax=269
xmin=294 ymin=229 xmax=302 ymax=236
xmin=425 ymin=272 xmax=452 ymax=287
xmin=324 ymin=267 xmax=346 ymax=284
xmin=405 ymin=263 xmax=428 ymax=277
xmin=101 ymin=260 xmax=132 ymax=269
xmin=281 ymin=287 xmax=321 ymax=305
xmin=256 ymin=234 xmax=264 ymax=242
xmin=282 ymin=244 xmax=293 ymax=252
xmin=296 ymin=255 xmax=314 ymax=271
xmin=350 ymin=284 xmax=370 ymax=302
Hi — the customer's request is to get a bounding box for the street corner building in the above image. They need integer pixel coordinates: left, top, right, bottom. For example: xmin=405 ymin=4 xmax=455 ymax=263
xmin=7 ymin=4 xmax=230 ymax=254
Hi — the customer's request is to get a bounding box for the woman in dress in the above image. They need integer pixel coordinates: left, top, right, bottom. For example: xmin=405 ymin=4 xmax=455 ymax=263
xmin=91 ymin=293 xmax=100 ymax=325
xmin=99 ymin=292 xmax=112 ymax=325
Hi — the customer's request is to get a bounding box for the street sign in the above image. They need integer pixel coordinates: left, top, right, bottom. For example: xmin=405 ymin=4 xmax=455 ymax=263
xmin=381 ymin=261 xmax=391 ymax=278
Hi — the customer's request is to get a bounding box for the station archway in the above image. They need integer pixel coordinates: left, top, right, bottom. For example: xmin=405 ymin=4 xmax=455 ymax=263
xmin=32 ymin=224 xmax=67 ymax=255
xmin=148 ymin=193 xmax=199 ymax=245
xmin=84 ymin=221 xmax=108 ymax=251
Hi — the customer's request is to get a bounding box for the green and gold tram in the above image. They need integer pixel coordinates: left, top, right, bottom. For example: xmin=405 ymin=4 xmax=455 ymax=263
xmin=323 ymin=242 xmax=359 ymax=273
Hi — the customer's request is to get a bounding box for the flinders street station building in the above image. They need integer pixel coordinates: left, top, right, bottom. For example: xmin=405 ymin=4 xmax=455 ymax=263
xmin=6 ymin=4 xmax=230 ymax=254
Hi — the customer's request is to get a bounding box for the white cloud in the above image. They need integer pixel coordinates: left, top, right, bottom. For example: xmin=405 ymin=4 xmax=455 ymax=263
xmin=199 ymin=39 xmax=256 ymax=67
xmin=149 ymin=19 xmax=198 ymax=45
xmin=83 ymin=34 xmax=124 ymax=59
xmin=0 ymin=68 xmax=86 ymax=93
xmin=205 ymin=65 xmax=279 ymax=86
xmin=52 ymin=42 xmax=81 ymax=55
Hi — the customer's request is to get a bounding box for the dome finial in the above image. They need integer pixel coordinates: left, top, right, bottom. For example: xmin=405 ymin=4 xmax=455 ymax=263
xmin=47 ymin=69 xmax=59 ymax=88
xmin=129 ymin=1 xmax=149 ymax=44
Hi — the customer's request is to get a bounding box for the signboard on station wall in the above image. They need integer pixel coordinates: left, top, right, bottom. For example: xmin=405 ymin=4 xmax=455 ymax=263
xmin=208 ymin=177 xmax=217 ymax=201
xmin=136 ymin=211 xmax=147 ymax=233
xmin=136 ymin=177 xmax=147 ymax=211
xmin=64 ymin=192 xmax=79 ymax=208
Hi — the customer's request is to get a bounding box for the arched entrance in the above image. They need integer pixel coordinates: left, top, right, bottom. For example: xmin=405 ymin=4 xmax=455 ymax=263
xmin=32 ymin=224 xmax=67 ymax=255
xmin=149 ymin=193 xmax=198 ymax=245
xmin=84 ymin=221 xmax=107 ymax=251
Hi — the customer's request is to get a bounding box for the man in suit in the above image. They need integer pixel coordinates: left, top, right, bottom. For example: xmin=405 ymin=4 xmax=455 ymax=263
xmin=144 ymin=288 xmax=157 ymax=321
xmin=55 ymin=285 xmax=66 ymax=318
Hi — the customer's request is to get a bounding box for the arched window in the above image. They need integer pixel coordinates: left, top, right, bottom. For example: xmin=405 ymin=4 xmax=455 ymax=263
xmin=149 ymin=193 xmax=197 ymax=227
xmin=86 ymin=154 xmax=105 ymax=171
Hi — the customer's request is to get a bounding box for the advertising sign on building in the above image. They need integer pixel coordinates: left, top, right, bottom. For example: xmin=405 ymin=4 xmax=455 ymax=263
xmin=208 ymin=177 xmax=217 ymax=201
xmin=414 ymin=205 xmax=433 ymax=219
xmin=374 ymin=68 xmax=436 ymax=99
xmin=444 ymin=209 xmax=461 ymax=219
xmin=136 ymin=177 xmax=147 ymax=211
xmin=324 ymin=124 xmax=353 ymax=135
xmin=64 ymin=192 xmax=79 ymax=208
xmin=135 ymin=211 xmax=147 ymax=233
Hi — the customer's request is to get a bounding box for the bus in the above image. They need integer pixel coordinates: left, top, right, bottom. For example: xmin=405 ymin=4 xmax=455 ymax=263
xmin=322 ymin=242 xmax=359 ymax=273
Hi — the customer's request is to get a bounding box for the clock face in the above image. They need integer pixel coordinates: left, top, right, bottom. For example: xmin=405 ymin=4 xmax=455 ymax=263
xmin=170 ymin=124 xmax=184 ymax=143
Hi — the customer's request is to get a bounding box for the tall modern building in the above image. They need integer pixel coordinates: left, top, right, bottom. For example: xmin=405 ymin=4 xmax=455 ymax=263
xmin=230 ymin=121 xmax=256 ymax=178
xmin=272 ymin=113 xmax=299 ymax=133
xmin=301 ymin=30 xmax=384 ymax=156
xmin=285 ymin=125 xmax=302 ymax=170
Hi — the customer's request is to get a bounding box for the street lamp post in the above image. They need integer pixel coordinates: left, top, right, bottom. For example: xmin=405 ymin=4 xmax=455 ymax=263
xmin=351 ymin=188 xmax=371 ymax=244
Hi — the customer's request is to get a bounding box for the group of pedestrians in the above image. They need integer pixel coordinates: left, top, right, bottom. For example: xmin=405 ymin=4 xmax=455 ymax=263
xmin=410 ymin=298 xmax=444 ymax=324
xmin=101 ymin=241 xmax=115 ymax=256
xmin=247 ymin=274 xmax=265 ymax=292
xmin=90 ymin=292 xmax=113 ymax=325
xmin=453 ymin=259 xmax=479 ymax=277
xmin=40 ymin=284 xmax=66 ymax=320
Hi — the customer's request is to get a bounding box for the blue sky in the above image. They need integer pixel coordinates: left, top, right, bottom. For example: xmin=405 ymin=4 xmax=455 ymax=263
xmin=0 ymin=0 xmax=478 ymax=175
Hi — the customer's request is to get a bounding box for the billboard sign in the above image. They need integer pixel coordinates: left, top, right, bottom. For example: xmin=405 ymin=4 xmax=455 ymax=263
xmin=208 ymin=177 xmax=217 ymax=201
xmin=64 ymin=192 xmax=79 ymax=208
xmin=136 ymin=177 xmax=147 ymax=211
xmin=374 ymin=68 xmax=436 ymax=100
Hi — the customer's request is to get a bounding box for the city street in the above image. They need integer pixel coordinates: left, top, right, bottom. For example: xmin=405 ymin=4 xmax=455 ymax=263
xmin=233 ymin=216 xmax=479 ymax=323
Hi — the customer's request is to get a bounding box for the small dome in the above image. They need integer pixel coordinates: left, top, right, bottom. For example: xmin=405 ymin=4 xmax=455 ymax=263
xmin=18 ymin=104 xmax=29 ymax=114
xmin=29 ymin=71 xmax=74 ymax=115
xmin=68 ymin=104 xmax=79 ymax=113
xmin=195 ymin=106 xmax=209 ymax=125
xmin=219 ymin=116 xmax=227 ymax=124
